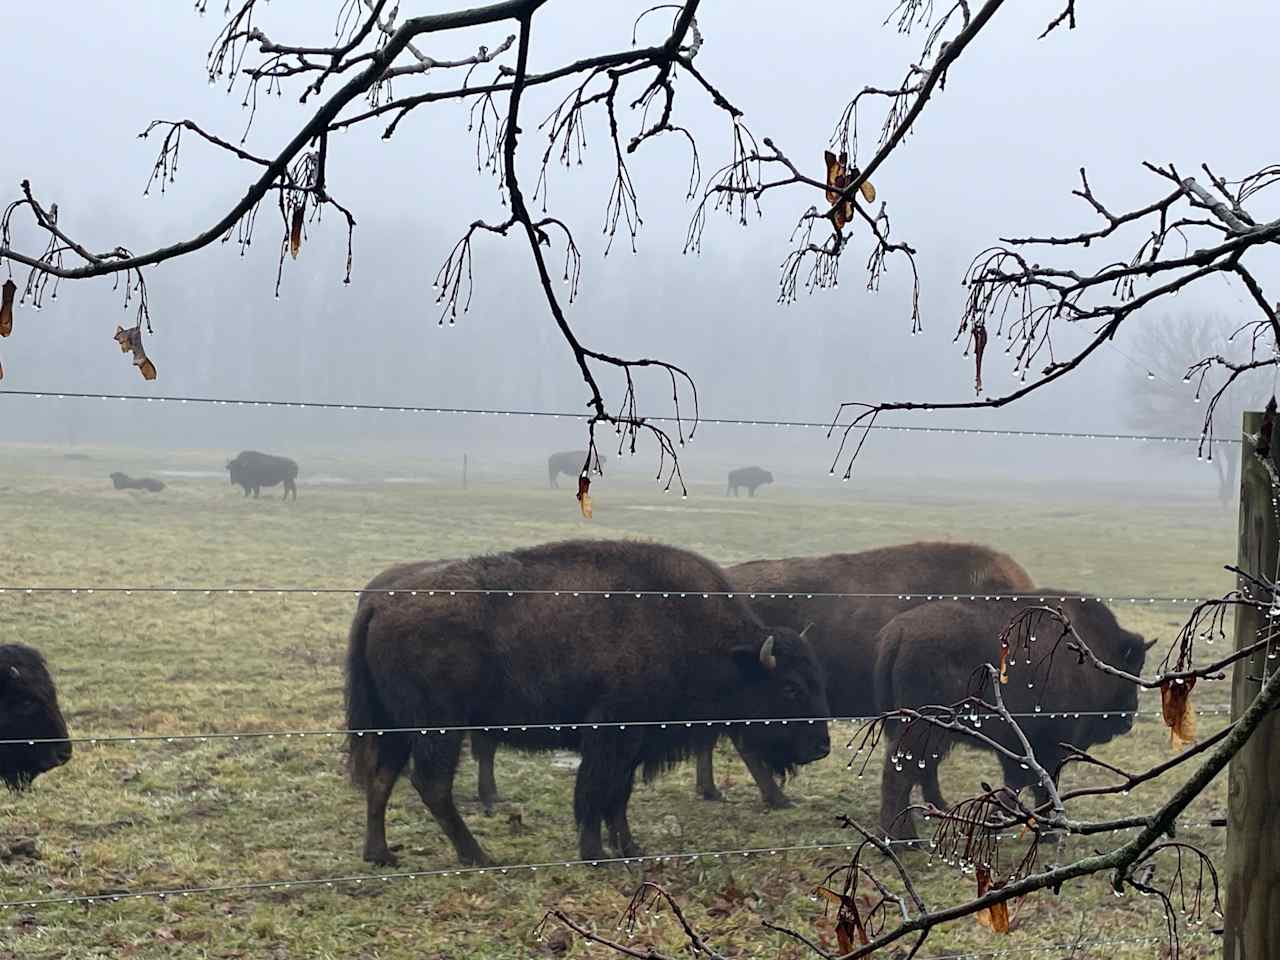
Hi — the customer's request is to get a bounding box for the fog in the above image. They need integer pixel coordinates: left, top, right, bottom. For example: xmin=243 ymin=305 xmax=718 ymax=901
xmin=2 ymin=1 xmax=1275 ymax=492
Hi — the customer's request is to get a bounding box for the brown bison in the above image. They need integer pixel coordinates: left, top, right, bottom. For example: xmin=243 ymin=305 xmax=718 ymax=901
xmin=109 ymin=472 xmax=165 ymax=492
xmin=874 ymin=594 xmax=1149 ymax=839
xmin=727 ymin=466 xmax=774 ymax=497
xmin=227 ymin=450 xmax=298 ymax=500
xmin=546 ymin=450 xmax=605 ymax=489
xmin=345 ymin=540 xmax=831 ymax=866
xmin=689 ymin=542 xmax=1037 ymax=808
xmin=1 ymin=644 xmax=72 ymax=790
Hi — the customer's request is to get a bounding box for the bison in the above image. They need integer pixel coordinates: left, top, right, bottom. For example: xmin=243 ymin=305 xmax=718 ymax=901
xmin=874 ymin=594 xmax=1149 ymax=839
xmin=108 ymin=472 xmax=165 ymax=492
xmin=345 ymin=539 xmax=831 ymax=866
xmin=469 ymin=542 xmax=1035 ymax=812
xmin=226 ymin=450 xmax=298 ymax=500
xmin=546 ymin=450 xmax=605 ymax=489
xmin=727 ymin=466 xmax=773 ymax=497
xmin=0 ymin=644 xmax=72 ymax=791
xmin=684 ymin=542 xmax=1036 ymax=809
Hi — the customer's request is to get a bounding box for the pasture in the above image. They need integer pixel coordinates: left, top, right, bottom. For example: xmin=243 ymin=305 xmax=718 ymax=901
xmin=0 ymin=442 xmax=1234 ymax=959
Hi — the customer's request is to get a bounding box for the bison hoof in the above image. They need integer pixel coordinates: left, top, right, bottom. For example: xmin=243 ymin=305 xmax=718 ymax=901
xmin=764 ymin=794 xmax=794 ymax=810
xmin=698 ymin=786 xmax=726 ymax=802
xmin=460 ymin=850 xmax=496 ymax=868
xmin=364 ymin=847 xmax=399 ymax=867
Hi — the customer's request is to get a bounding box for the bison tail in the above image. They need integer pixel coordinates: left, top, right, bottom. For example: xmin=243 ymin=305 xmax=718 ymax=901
xmin=344 ymin=602 xmax=385 ymax=789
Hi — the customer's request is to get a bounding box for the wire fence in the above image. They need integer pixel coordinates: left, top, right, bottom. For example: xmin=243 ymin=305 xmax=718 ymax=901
xmin=0 ymin=584 xmax=1217 ymax=603
xmin=0 ymin=705 xmax=1236 ymax=748
xmin=0 ymin=822 xmax=1228 ymax=911
xmin=0 ymin=388 xmax=1235 ymax=445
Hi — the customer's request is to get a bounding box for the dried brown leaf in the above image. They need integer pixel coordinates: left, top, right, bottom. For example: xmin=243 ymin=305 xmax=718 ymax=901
xmin=998 ymin=636 xmax=1010 ymax=685
xmin=0 ymin=278 xmax=15 ymax=337
xmin=1160 ymin=677 xmax=1196 ymax=750
xmin=289 ymin=206 xmax=304 ymax=259
xmin=975 ymin=865 xmax=1011 ymax=934
xmin=576 ymin=474 xmax=592 ymax=520
xmin=823 ymin=151 xmax=855 ymax=232
xmin=813 ymin=886 xmax=869 ymax=953
xmin=859 ymin=180 xmax=876 ymax=203
xmin=113 ymin=325 xmax=159 ymax=382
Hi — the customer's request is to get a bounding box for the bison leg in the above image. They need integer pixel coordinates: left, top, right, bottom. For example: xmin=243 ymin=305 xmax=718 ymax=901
xmin=575 ymin=726 xmax=642 ymax=862
xmin=470 ymin=733 xmax=500 ymax=816
xmin=606 ymin=805 xmax=642 ymax=859
xmin=921 ymin=761 xmax=949 ymax=813
xmin=747 ymin=485 xmax=755 ymax=497
xmin=879 ymin=744 xmax=919 ymax=841
xmin=736 ymin=743 xmax=792 ymax=809
xmin=693 ymin=739 xmax=725 ymax=802
xmin=408 ymin=734 xmax=494 ymax=867
xmin=362 ymin=734 xmax=411 ymax=866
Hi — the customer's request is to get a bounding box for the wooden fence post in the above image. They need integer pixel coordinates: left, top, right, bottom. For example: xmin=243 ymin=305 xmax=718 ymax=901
xmin=1222 ymin=410 xmax=1280 ymax=960
xmin=462 ymin=453 xmax=468 ymax=490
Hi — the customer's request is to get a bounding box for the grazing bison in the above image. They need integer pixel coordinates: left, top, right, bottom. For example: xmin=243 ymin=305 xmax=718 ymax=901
xmin=345 ymin=540 xmax=831 ymax=866
xmin=226 ymin=450 xmax=298 ymax=500
xmin=546 ymin=450 xmax=605 ymax=489
xmin=727 ymin=466 xmax=773 ymax=497
xmin=689 ymin=543 xmax=1036 ymax=809
xmin=108 ymin=472 xmax=165 ymax=492
xmin=875 ymin=594 xmax=1149 ymax=839
xmin=0 ymin=645 xmax=72 ymax=791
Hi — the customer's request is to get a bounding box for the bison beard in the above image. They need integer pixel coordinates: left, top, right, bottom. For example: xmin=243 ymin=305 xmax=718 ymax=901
xmin=873 ymin=593 xmax=1147 ymax=840
xmin=0 ymin=644 xmax=72 ymax=791
xmin=344 ymin=540 xmax=831 ymax=867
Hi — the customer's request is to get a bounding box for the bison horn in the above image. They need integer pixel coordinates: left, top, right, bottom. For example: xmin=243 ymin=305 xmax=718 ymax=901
xmin=1143 ymin=638 xmax=1159 ymax=652
xmin=7 ymin=665 xmax=18 ymax=680
xmin=759 ymin=635 xmax=777 ymax=671
xmin=799 ymin=621 xmax=815 ymax=639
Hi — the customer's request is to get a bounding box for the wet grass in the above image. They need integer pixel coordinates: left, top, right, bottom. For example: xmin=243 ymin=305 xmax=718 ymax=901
xmin=0 ymin=444 xmax=1234 ymax=958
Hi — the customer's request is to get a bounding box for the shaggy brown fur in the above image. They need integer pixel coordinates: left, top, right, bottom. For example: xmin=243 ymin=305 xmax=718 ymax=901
xmin=0 ymin=644 xmax=72 ymax=790
xmin=692 ymin=542 xmax=1037 ymax=808
xmin=345 ymin=540 xmax=830 ymax=867
xmin=874 ymin=594 xmax=1146 ymax=839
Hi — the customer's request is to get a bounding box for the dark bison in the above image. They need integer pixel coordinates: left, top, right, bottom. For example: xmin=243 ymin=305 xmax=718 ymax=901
xmin=345 ymin=540 xmax=831 ymax=866
xmin=727 ymin=466 xmax=773 ymax=497
xmin=351 ymin=558 xmax=504 ymax=814
xmin=694 ymin=543 xmax=1037 ymax=808
xmin=875 ymin=594 xmax=1149 ymax=839
xmin=108 ymin=472 xmax=165 ymax=492
xmin=546 ymin=450 xmax=605 ymax=489
xmin=468 ymin=542 xmax=1035 ymax=813
xmin=1 ymin=645 xmax=72 ymax=791
xmin=226 ymin=450 xmax=298 ymax=500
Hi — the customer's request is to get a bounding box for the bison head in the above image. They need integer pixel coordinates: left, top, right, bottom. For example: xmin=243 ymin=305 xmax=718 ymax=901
xmin=730 ymin=629 xmax=831 ymax=775
xmin=1062 ymin=597 xmax=1147 ymax=743
xmin=0 ymin=644 xmax=72 ymax=791
xmin=762 ymin=470 xmax=774 ymax=483
xmin=226 ymin=459 xmax=241 ymax=484
xmin=108 ymin=472 xmax=127 ymax=489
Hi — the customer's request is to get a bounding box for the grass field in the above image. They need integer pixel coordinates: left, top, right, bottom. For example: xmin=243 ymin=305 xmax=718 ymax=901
xmin=0 ymin=443 xmax=1238 ymax=959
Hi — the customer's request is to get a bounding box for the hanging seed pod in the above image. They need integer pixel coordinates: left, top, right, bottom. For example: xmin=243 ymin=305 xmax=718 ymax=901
xmin=973 ymin=322 xmax=989 ymax=396
xmin=0 ymin=278 xmax=16 ymax=337
xmin=289 ymin=206 xmax=304 ymax=259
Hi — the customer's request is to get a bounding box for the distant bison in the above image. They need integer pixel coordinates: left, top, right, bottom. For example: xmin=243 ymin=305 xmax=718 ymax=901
xmin=109 ymin=472 xmax=165 ymax=492
xmin=1 ymin=645 xmax=72 ymax=791
xmin=546 ymin=450 xmax=605 ymax=489
xmin=690 ymin=543 xmax=1036 ymax=809
xmin=346 ymin=540 xmax=831 ymax=866
xmin=727 ymin=466 xmax=773 ymax=497
xmin=226 ymin=451 xmax=298 ymax=500
xmin=875 ymin=594 xmax=1149 ymax=839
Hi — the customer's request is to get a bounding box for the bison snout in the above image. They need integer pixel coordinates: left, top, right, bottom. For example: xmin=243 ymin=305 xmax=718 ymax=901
xmin=51 ymin=739 xmax=73 ymax=769
xmin=801 ymin=729 xmax=831 ymax=764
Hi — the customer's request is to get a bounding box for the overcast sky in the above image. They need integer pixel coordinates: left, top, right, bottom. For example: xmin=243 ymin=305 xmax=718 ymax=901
xmin=1 ymin=1 xmax=1275 ymax=485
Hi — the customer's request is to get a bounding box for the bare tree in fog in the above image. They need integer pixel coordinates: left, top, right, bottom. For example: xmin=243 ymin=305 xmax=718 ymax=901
xmin=1126 ymin=313 xmax=1271 ymax=508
